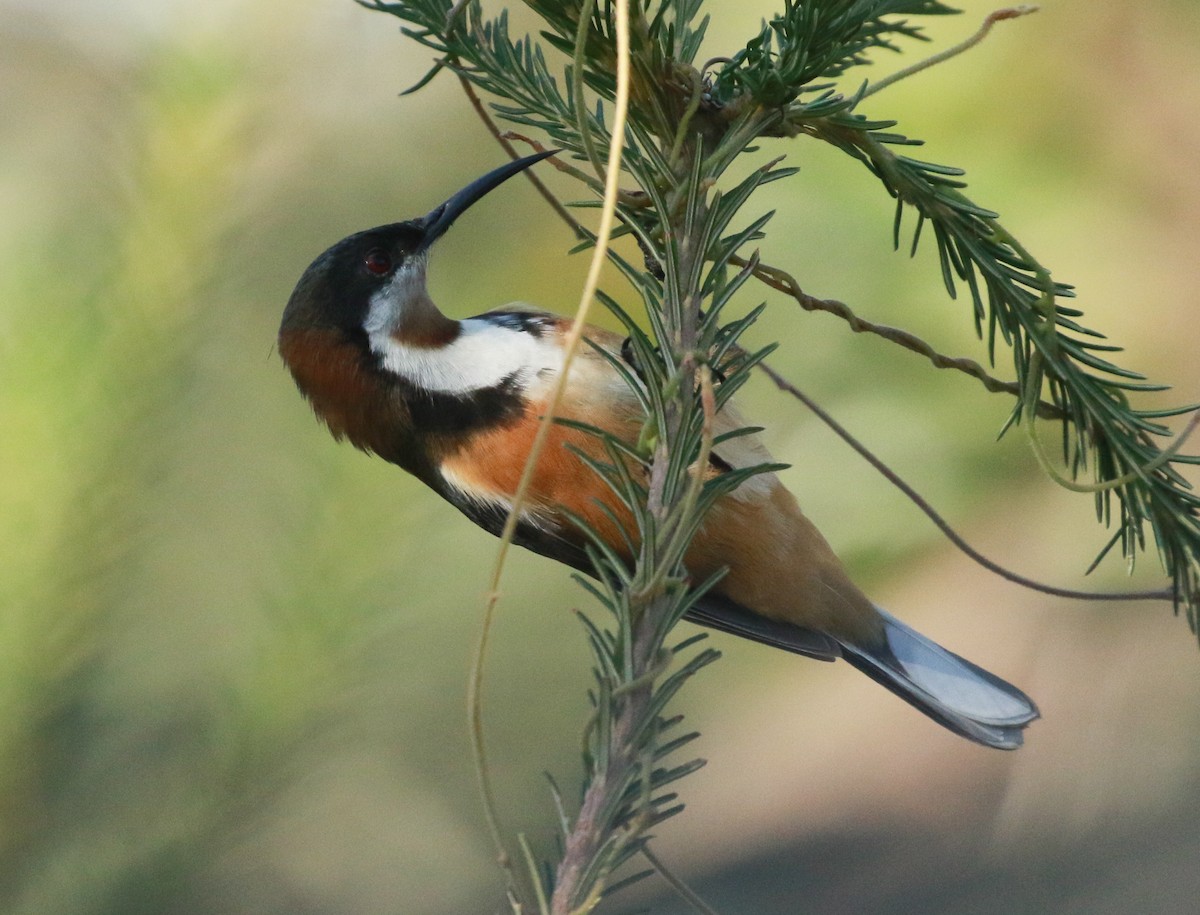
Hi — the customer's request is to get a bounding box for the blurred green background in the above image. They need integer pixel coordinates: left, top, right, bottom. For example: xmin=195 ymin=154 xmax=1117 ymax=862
xmin=3 ymin=1 xmax=1200 ymax=912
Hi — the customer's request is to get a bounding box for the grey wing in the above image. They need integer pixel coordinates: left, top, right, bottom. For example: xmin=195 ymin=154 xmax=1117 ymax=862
xmin=686 ymin=592 xmax=840 ymax=661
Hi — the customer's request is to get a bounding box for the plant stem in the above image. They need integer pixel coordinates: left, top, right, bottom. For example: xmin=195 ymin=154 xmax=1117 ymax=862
xmin=758 ymin=361 xmax=1174 ymax=603
xmin=550 ymin=612 xmax=658 ymax=913
xmin=863 ymin=5 xmax=1039 ymax=100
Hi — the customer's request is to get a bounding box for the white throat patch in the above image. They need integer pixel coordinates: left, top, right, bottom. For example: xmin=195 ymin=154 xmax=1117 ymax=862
xmin=363 ymin=260 xmax=429 ymax=339
xmin=365 ymin=266 xmax=563 ymax=394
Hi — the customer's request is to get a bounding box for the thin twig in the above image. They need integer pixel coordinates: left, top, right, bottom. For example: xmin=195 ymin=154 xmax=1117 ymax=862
xmin=863 ymin=5 xmax=1040 ymax=99
xmin=731 ymin=254 xmax=1066 ymax=420
xmin=503 ymin=130 xmax=615 ymax=196
xmin=758 ymin=361 xmax=1176 ymax=603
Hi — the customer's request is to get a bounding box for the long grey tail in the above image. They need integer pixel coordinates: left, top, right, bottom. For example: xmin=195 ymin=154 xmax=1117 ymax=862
xmin=838 ymin=608 xmax=1040 ymax=750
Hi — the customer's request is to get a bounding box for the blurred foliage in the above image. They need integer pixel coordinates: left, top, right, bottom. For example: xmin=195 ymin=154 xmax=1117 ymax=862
xmin=1 ymin=1 xmax=1199 ymax=913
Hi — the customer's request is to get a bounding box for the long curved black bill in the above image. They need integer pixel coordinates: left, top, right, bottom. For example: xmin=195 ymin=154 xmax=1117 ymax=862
xmin=416 ymin=150 xmax=557 ymax=252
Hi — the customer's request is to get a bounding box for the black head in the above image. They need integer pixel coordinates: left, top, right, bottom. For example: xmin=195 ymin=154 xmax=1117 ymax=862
xmin=280 ymin=221 xmax=424 ymax=335
xmin=281 ymin=150 xmax=556 ymax=335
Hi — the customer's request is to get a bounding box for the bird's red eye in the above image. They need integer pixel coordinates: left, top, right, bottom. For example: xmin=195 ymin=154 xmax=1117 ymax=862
xmin=363 ymin=248 xmax=393 ymax=276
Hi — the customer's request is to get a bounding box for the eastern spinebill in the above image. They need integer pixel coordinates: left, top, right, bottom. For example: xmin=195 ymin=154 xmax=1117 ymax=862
xmin=279 ymin=151 xmax=1039 ymax=749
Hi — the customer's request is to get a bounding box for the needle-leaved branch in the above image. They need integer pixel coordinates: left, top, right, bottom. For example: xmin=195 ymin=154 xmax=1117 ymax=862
xmin=360 ymin=0 xmax=1200 ymax=910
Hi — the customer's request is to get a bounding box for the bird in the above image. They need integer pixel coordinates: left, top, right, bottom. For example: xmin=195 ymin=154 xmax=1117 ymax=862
xmin=279 ymin=151 xmax=1039 ymax=750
